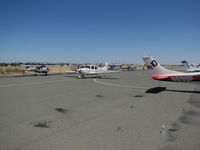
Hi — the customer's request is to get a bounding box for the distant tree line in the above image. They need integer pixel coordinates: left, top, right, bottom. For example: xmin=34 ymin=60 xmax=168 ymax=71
xmin=0 ymin=62 xmax=70 ymax=66
xmin=0 ymin=63 xmax=10 ymax=66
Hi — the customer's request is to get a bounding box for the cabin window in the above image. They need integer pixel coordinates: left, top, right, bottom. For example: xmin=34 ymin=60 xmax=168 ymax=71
xmin=81 ymin=66 xmax=90 ymax=69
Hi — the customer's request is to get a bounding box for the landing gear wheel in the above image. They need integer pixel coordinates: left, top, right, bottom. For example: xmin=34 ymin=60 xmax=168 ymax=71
xmin=78 ymin=74 xmax=84 ymax=79
xmin=78 ymin=75 xmax=82 ymax=79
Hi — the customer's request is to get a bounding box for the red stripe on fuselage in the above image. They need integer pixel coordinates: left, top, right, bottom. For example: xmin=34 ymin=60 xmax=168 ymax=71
xmin=152 ymin=75 xmax=200 ymax=82
xmin=152 ymin=76 xmax=171 ymax=81
xmin=192 ymin=75 xmax=200 ymax=80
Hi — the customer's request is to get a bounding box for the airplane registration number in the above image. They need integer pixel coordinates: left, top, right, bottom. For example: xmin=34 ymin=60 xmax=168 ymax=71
xmin=171 ymin=76 xmax=193 ymax=82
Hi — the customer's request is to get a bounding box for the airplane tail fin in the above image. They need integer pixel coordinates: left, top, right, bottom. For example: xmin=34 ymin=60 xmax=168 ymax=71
xmin=142 ymin=56 xmax=178 ymax=76
xmin=105 ymin=62 xmax=108 ymax=67
xmin=181 ymin=60 xmax=190 ymax=71
xmin=103 ymin=62 xmax=109 ymax=70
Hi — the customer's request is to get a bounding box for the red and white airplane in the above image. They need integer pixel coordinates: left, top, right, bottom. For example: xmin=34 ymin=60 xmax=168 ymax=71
xmin=142 ymin=56 xmax=200 ymax=82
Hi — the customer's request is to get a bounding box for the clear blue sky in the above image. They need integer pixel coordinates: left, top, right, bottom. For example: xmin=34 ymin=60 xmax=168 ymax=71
xmin=0 ymin=0 xmax=200 ymax=64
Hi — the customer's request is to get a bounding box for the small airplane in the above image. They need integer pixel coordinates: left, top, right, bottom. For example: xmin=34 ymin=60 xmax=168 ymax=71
xmin=181 ymin=60 xmax=200 ymax=72
xmin=74 ymin=62 xmax=117 ymax=78
xmin=26 ymin=65 xmax=50 ymax=75
xmin=121 ymin=64 xmax=137 ymax=71
xmin=142 ymin=56 xmax=200 ymax=82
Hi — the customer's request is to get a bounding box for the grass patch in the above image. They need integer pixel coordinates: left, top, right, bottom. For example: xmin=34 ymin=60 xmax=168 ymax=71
xmin=0 ymin=68 xmax=5 ymax=74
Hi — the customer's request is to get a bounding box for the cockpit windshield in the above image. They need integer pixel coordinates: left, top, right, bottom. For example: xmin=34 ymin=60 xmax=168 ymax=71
xmin=80 ymin=66 xmax=90 ymax=69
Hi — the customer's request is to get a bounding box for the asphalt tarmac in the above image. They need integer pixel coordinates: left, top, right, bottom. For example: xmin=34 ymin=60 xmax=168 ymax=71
xmin=0 ymin=70 xmax=200 ymax=150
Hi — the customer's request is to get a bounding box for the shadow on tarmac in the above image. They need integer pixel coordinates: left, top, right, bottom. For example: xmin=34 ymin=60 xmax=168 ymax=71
xmin=64 ymin=75 xmax=119 ymax=80
xmin=2 ymin=73 xmax=66 ymax=78
xmin=165 ymin=89 xmax=200 ymax=94
xmin=14 ymin=74 xmax=47 ymax=77
xmin=146 ymin=87 xmax=200 ymax=94
xmin=145 ymin=87 xmax=166 ymax=94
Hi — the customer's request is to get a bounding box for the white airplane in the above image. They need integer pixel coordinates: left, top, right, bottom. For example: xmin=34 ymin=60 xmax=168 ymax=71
xmin=181 ymin=60 xmax=200 ymax=72
xmin=142 ymin=56 xmax=200 ymax=82
xmin=26 ymin=65 xmax=50 ymax=75
xmin=75 ymin=63 xmax=116 ymax=78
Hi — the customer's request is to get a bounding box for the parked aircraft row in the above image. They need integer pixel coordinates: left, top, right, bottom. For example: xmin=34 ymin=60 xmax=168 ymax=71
xmin=24 ymin=57 xmax=200 ymax=82
xmin=26 ymin=65 xmax=50 ymax=75
xmin=24 ymin=62 xmax=117 ymax=78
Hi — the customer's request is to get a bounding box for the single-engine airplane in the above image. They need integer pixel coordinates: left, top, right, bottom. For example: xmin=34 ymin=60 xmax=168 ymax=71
xmin=142 ymin=56 xmax=200 ymax=82
xmin=26 ymin=65 xmax=50 ymax=75
xmin=181 ymin=60 xmax=200 ymax=72
xmin=76 ymin=62 xmax=117 ymax=78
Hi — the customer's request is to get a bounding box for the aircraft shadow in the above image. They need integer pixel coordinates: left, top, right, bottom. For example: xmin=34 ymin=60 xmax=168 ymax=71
xmin=165 ymin=89 xmax=200 ymax=94
xmin=145 ymin=87 xmax=166 ymax=94
xmin=14 ymin=74 xmax=46 ymax=77
xmin=0 ymin=74 xmax=45 ymax=79
xmin=64 ymin=75 xmax=118 ymax=80
xmin=95 ymin=77 xmax=119 ymax=80
xmin=64 ymin=75 xmax=80 ymax=79
xmin=13 ymin=73 xmax=67 ymax=78
xmin=145 ymin=87 xmax=200 ymax=94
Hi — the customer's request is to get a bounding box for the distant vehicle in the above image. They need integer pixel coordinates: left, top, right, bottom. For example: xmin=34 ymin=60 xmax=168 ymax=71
xmin=142 ymin=56 xmax=200 ymax=82
xmin=75 ymin=62 xmax=117 ymax=78
xmin=181 ymin=60 xmax=200 ymax=72
xmin=121 ymin=65 xmax=137 ymax=71
xmin=26 ymin=65 xmax=50 ymax=75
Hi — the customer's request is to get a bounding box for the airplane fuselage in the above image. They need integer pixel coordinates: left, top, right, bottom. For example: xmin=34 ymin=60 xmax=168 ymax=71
xmin=80 ymin=68 xmax=107 ymax=75
xmin=26 ymin=66 xmax=50 ymax=75
xmin=152 ymin=73 xmax=200 ymax=82
xmin=78 ymin=65 xmax=107 ymax=75
xmin=143 ymin=56 xmax=200 ymax=83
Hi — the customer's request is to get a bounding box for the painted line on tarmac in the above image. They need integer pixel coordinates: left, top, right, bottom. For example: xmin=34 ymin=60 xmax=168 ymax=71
xmin=93 ymin=78 xmax=149 ymax=89
xmin=0 ymin=79 xmax=69 ymax=88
